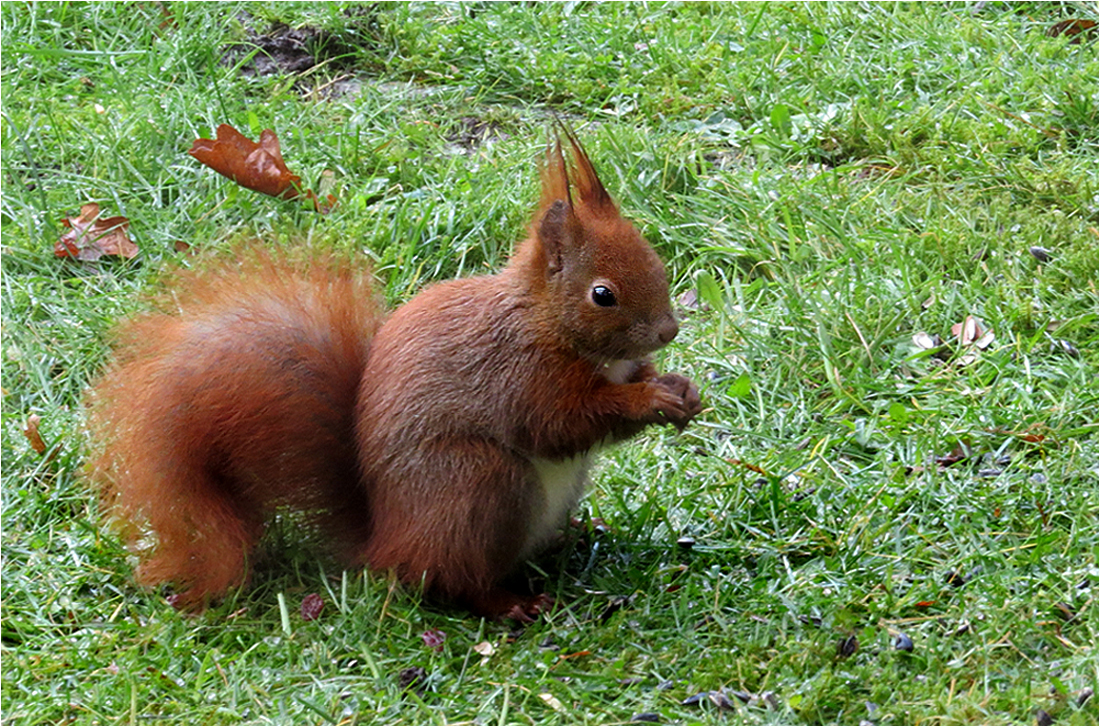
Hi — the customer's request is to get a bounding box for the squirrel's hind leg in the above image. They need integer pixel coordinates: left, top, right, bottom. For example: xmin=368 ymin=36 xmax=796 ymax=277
xmin=361 ymin=438 xmax=550 ymax=619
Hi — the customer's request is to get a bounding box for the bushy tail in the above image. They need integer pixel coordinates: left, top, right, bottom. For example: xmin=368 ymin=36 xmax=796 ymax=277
xmin=85 ymin=247 xmax=382 ymax=609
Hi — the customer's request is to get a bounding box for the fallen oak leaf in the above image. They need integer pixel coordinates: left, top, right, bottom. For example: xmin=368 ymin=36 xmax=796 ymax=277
xmin=23 ymin=414 xmax=47 ymax=455
xmin=189 ymin=124 xmax=302 ymax=200
xmin=1047 ymin=18 xmax=1098 ymax=43
xmin=189 ymin=124 xmax=338 ymax=213
xmin=150 ymin=0 xmax=176 ymax=33
xmin=55 ymin=203 xmax=137 ymax=261
xmin=973 ymin=329 xmax=995 ymax=350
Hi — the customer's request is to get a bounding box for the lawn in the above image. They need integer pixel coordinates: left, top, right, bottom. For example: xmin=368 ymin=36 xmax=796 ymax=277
xmin=2 ymin=2 xmax=1097 ymax=725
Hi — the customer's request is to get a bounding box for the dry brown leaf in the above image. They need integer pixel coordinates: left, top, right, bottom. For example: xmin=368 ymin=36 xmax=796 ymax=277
xmin=55 ymin=203 xmax=138 ymax=261
xmin=189 ymin=124 xmax=338 ymax=213
xmin=189 ymin=124 xmax=303 ymax=199
xmin=23 ymin=414 xmax=47 ymax=455
xmin=1047 ymin=18 xmax=1098 ymax=43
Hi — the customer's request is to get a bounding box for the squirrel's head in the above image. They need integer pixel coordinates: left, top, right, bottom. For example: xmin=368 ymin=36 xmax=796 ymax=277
xmin=516 ymin=124 xmax=678 ymax=362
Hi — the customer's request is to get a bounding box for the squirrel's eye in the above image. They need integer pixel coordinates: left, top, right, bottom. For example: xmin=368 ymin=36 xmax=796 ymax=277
xmin=591 ymin=285 xmax=617 ymax=307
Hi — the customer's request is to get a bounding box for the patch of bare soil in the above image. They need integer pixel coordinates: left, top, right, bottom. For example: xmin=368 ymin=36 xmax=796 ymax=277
xmin=222 ymin=8 xmax=380 ymax=77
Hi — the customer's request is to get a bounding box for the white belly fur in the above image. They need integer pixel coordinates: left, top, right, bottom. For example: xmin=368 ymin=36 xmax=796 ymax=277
xmin=521 ymin=362 xmax=636 ymax=555
xmin=601 ymin=359 xmax=640 ymax=385
xmin=525 ymin=454 xmax=592 ymax=556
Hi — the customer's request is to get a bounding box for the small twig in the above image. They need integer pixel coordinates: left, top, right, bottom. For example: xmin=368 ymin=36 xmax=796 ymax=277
xmin=307 ymin=71 xmax=354 ymax=101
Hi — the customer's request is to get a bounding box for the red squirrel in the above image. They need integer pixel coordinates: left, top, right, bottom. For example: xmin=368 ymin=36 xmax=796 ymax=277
xmin=86 ymin=126 xmax=702 ymax=621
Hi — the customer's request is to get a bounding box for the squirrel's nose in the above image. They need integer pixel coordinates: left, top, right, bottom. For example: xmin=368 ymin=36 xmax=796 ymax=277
xmin=657 ymin=314 xmax=679 ymax=345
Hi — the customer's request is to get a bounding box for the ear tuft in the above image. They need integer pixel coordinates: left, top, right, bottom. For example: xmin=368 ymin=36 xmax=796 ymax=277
xmin=557 ymin=122 xmax=615 ymax=214
xmin=540 ymin=133 xmax=572 ymax=212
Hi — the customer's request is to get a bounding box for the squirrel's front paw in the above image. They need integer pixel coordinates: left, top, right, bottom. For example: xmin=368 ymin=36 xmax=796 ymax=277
xmin=468 ymin=587 xmax=555 ymax=623
xmin=651 ymin=373 xmax=703 ymax=430
xmin=503 ymin=593 xmax=555 ymax=623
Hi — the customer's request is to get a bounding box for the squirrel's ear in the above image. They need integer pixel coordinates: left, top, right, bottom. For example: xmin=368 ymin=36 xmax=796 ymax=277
xmin=536 ymin=199 xmax=575 ymax=275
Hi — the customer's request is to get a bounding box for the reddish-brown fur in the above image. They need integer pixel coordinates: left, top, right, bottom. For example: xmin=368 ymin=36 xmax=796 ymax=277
xmin=86 ymin=128 xmax=701 ymax=619
xmin=86 ymin=249 xmax=382 ymax=609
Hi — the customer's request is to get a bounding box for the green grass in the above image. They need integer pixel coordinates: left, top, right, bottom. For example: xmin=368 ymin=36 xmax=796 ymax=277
xmin=2 ymin=1 xmax=1097 ymax=724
